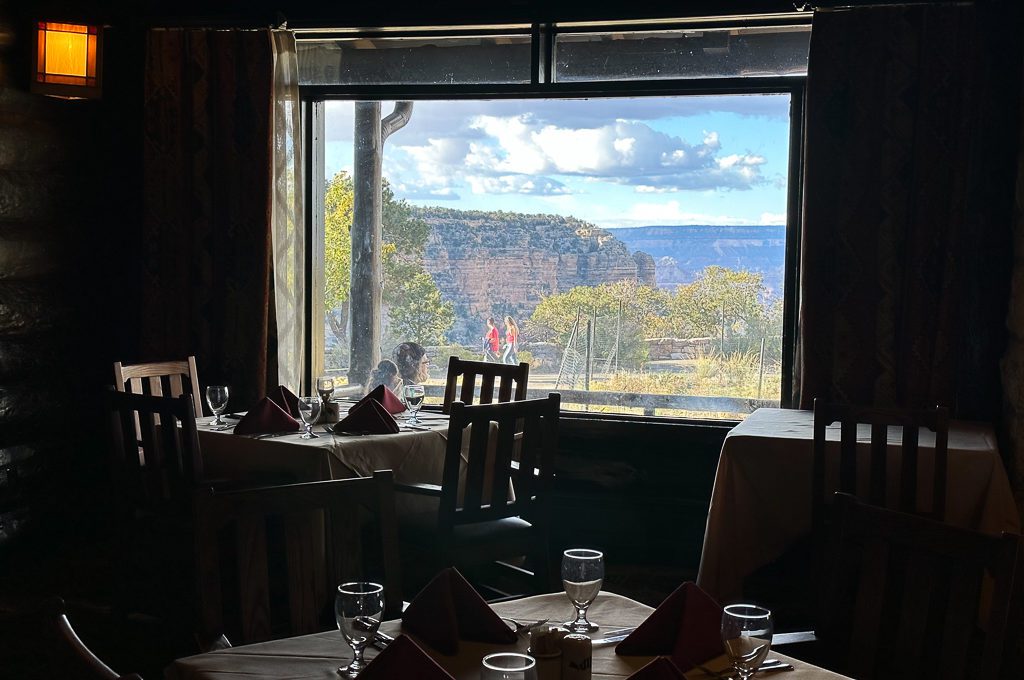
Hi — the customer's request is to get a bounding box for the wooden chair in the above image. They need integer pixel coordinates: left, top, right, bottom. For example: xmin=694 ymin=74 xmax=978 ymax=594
xmin=45 ymin=597 xmax=143 ymax=680
xmin=814 ymin=493 xmax=1021 ymax=679
xmin=397 ymin=394 xmax=559 ymax=594
xmin=442 ymin=356 xmax=529 ymax=414
xmin=745 ymin=400 xmax=951 ymax=629
xmin=194 ymin=471 xmax=402 ymax=646
xmin=114 ymin=356 xmax=204 ymax=419
xmin=107 ymin=389 xmax=204 ymax=510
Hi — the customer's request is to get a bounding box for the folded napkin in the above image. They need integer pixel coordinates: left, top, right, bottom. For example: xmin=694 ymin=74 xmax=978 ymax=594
xmin=616 ymin=582 xmax=723 ymax=673
xmin=332 ymin=397 xmax=400 ymax=435
xmin=366 ymin=383 xmax=407 ymax=414
xmin=232 ymin=397 xmax=301 ymax=435
xmin=627 ymin=658 xmax=687 ymax=679
xmin=268 ymin=384 xmax=301 ymax=419
xmin=359 ymin=634 xmax=454 ymax=680
xmin=401 ymin=567 xmax=518 ymax=655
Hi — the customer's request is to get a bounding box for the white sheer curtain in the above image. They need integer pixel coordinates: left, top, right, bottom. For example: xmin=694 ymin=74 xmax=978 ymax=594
xmin=270 ymin=30 xmax=305 ymax=392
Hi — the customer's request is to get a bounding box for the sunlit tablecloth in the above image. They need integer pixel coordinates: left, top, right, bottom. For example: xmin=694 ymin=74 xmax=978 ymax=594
xmin=696 ymin=407 xmax=1021 ymax=603
xmin=166 ymin=592 xmax=851 ymax=680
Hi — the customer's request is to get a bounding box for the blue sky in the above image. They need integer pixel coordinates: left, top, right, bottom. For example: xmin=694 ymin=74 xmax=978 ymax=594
xmin=324 ymin=95 xmax=792 ymax=229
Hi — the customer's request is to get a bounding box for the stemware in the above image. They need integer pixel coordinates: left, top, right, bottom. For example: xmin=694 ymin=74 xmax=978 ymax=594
xmin=205 ymin=385 xmax=229 ymax=426
xmin=297 ymin=396 xmax=322 ymax=439
xmin=316 ymin=375 xmax=336 ymax=404
xmin=561 ymin=548 xmax=604 ymax=633
xmin=480 ymin=652 xmax=538 ymax=680
xmin=721 ymin=604 xmax=773 ymax=680
xmin=336 ymin=582 xmax=384 ymax=678
xmin=403 ymin=384 xmax=425 ymax=425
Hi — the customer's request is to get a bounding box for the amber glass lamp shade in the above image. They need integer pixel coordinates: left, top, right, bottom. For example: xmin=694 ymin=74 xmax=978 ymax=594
xmin=31 ymin=22 xmax=102 ymax=99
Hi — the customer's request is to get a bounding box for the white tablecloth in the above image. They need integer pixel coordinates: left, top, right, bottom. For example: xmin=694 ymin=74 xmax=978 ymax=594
xmin=696 ymin=407 xmax=1020 ymax=603
xmin=166 ymin=592 xmax=851 ymax=679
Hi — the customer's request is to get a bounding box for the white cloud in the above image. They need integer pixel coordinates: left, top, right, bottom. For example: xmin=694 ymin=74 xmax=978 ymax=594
xmin=610 ymin=200 xmax=767 ymax=227
xmin=760 ymin=212 xmax=787 ymax=224
xmin=466 ymin=174 xmax=572 ymax=196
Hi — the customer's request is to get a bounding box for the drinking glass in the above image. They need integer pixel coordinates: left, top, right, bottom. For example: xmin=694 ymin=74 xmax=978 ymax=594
xmin=480 ymin=652 xmax=538 ymax=680
xmin=561 ymin=548 xmax=604 ymax=633
xmin=721 ymin=604 xmax=773 ymax=680
xmin=403 ymin=384 xmax=425 ymax=425
xmin=205 ymin=385 xmax=229 ymax=425
xmin=336 ymin=582 xmax=384 ymax=678
xmin=316 ymin=375 xmax=335 ymax=404
xmin=297 ymin=396 xmax=321 ymax=439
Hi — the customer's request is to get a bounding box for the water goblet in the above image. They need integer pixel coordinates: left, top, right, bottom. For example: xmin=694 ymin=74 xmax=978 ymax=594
xmin=721 ymin=604 xmax=773 ymax=680
xmin=561 ymin=548 xmax=604 ymax=633
xmin=480 ymin=652 xmax=538 ymax=680
xmin=205 ymin=385 xmax=229 ymax=426
xmin=336 ymin=582 xmax=384 ymax=678
xmin=297 ymin=396 xmax=321 ymax=439
xmin=403 ymin=384 xmax=425 ymax=425
xmin=316 ymin=375 xmax=336 ymax=404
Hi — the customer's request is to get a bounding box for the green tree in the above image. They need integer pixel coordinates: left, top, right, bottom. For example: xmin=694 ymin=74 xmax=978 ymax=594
xmin=529 ymin=280 xmax=668 ymax=368
xmin=668 ymin=266 xmax=767 ymax=352
xmin=323 ymin=171 xmax=453 ymax=363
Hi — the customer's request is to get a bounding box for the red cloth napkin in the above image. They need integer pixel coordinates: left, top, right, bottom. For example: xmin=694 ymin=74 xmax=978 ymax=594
xmin=359 ymin=634 xmax=454 ymax=680
xmin=366 ymin=384 xmax=407 ymax=414
xmin=616 ymin=582 xmax=723 ymax=672
xmin=401 ymin=567 xmax=518 ymax=655
xmin=267 ymin=384 xmax=301 ymax=419
xmin=627 ymin=658 xmax=688 ymax=679
xmin=333 ymin=397 xmax=400 ymax=435
xmin=232 ymin=397 xmax=301 ymax=435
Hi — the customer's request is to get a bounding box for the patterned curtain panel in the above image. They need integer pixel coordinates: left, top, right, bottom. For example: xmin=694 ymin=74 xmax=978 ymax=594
xmin=143 ymin=29 xmax=275 ymax=409
xmin=797 ymin=5 xmax=1019 ymax=418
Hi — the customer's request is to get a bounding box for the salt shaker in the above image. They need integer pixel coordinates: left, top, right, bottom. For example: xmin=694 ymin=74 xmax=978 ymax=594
xmin=560 ymin=633 xmax=592 ymax=680
xmin=530 ymin=626 xmax=566 ymax=680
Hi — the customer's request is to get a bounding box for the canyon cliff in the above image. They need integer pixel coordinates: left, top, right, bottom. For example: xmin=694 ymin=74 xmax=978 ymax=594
xmin=415 ymin=207 xmax=655 ymax=343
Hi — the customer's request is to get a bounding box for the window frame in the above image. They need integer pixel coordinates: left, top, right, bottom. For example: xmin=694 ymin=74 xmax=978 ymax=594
xmin=300 ymin=19 xmax=806 ymax=425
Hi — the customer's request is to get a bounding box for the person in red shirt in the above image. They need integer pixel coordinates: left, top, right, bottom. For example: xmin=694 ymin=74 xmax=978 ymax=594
xmin=483 ymin=317 xmax=500 ymax=361
xmin=502 ymin=315 xmax=520 ymax=365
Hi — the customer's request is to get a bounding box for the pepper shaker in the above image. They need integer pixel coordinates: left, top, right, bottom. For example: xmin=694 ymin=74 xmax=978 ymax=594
xmin=560 ymin=633 xmax=592 ymax=680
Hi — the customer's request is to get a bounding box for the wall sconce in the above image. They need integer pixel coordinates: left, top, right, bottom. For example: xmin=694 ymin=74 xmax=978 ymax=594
xmin=31 ymin=22 xmax=102 ymax=99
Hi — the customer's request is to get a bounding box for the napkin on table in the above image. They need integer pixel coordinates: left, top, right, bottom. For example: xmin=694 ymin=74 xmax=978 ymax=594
xmin=616 ymin=581 xmax=723 ymax=673
xmin=626 ymin=657 xmax=688 ymax=679
xmin=332 ymin=397 xmax=400 ymax=435
xmin=232 ymin=397 xmax=301 ymax=436
xmin=401 ymin=567 xmax=518 ymax=655
xmin=358 ymin=634 xmax=455 ymax=680
xmin=366 ymin=383 xmax=407 ymax=414
xmin=267 ymin=384 xmax=301 ymax=418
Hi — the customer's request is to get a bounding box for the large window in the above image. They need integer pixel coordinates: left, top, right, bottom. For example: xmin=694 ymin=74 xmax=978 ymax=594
xmin=301 ymin=18 xmax=808 ymax=420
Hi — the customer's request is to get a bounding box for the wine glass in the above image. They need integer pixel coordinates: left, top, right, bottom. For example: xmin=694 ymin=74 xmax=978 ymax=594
xmin=316 ymin=375 xmax=335 ymax=404
xmin=336 ymin=582 xmax=384 ymax=678
xmin=205 ymin=385 xmax=229 ymax=426
xmin=297 ymin=396 xmax=321 ymax=439
xmin=403 ymin=384 xmax=425 ymax=425
xmin=480 ymin=652 xmax=538 ymax=680
xmin=721 ymin=604 xmax=773 ymax=680
xmin=561 ymin=548 xmax=604 ymax=633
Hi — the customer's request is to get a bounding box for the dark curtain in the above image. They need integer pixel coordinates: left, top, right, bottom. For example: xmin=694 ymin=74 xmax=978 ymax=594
xmin=797 ymin=4 xmax=1021 ymax=419
xmin=142 ymin=29 xmax=277 ymax=409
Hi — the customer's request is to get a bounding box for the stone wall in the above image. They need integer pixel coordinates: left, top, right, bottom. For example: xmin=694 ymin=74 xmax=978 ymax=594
xmin=644 ymin=337 xmax=714 ymax=361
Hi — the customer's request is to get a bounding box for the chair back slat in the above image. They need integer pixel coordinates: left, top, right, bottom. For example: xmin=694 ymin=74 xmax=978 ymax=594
xmin=812 ymin=399 xmax=950 ymax=528
xmin=114 ymin=356 xmax=203 ymax=419
xmin=819 ymin=493 xmax=1021 ymax=680
xmin=194 ymin=473 xmax=402 ymax=645
xmin=441 ymin=395 xmax=558 ymax=529
xmin=443 ymin=356 xmax=530 ymax=414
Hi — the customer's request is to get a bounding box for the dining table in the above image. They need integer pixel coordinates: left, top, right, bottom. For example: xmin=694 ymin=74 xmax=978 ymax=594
xmin=165 ymin=591 xmax=852 ymax=679
xmin=696 ymin=407 xmax=1021 ymax=604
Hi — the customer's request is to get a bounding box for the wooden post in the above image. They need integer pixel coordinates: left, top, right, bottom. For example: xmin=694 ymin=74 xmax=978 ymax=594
xmin=349 ymin=102 xmax=414 ymax=390
xmin=758 ymin=336 xmax=766 ymax=399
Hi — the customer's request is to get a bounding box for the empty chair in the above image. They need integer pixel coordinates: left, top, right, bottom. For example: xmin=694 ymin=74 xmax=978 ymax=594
xmin=442 ymin=356 xmax=529 ymax=414
xmin=398 ymin=394 xmax=559 ymax=594
xmin=114 ymin=356 xmax=204 ymax=419
xmin=816 ymin=493 xmax=1021 ymax=679
xmin=745 ymin=400 xmax=951 ymax=629
xmin=194 ymin=471 xmax=402 ymax=645
xmin=45 ymin=597 xmax=143 ymax=680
